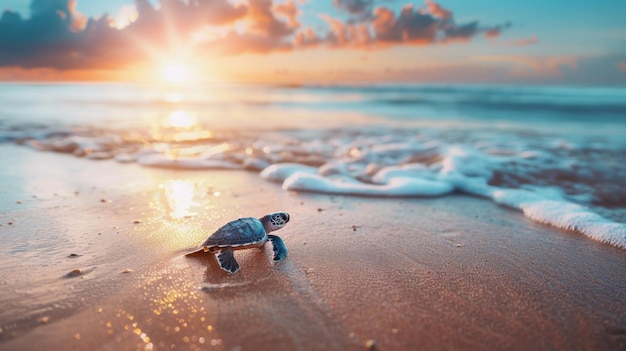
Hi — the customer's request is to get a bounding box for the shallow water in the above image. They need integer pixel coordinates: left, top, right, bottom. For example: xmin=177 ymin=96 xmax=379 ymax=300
xmin=1 ymin=82 xmax=625 ymax=248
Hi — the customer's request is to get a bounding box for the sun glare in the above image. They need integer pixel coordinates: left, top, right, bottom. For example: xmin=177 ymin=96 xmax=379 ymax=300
xmin=161 ymin=64 xmax=189 ymax=84
xmin=166 ymin=111 xmax=198 ymax=129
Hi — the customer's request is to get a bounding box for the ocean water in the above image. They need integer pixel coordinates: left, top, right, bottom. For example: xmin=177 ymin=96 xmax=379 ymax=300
xmin=1 ymin=82 xmax=625 ymax=248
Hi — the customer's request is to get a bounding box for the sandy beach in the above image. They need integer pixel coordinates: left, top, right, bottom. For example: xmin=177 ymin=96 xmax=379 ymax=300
xmin=1 ymin=0 xmax=626 ymax=348
xmin=0 ymin=144 xmax=624 ymax=351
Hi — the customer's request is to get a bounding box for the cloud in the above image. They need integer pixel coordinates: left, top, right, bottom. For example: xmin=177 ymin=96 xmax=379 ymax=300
xmin=483 ymin=22 xmax=511 ymax=39
xmin=0 ymin=0 xmax=101 ymax=69
xmin=423 ymin=0 xmax=451 ymax=20
xmin=0 ymin=0 xmax=509 ymax=72
xmin=322 ymin=14 xmax=373 ymax=47
xmin=112 ymin=5 xmax=139 ymax=29
xmin=273 ymin=0 xmax=300 ymax=28
xmin=247 ymin=0 xmax=296 ymax=37
xmin=206 ymin=0 xmax=297 ymax=55
xmin=294 ymin=27 xmax=323 ymax=47
xmin=382 ymin=3 xmax=505 ymax=44
xmin=334 ymin=0 xmax=373 ymax=15
xmin=372 ymin=5 xmax=439 ymax=43
xmin=30 ymin=0 xmax=87 ymax=31
xmin=443 ymin=21 xmax=479 ymax=42
xmin=298 ymin=1 xmax=507 ymax=48
xmin=0 ymin=0 xmax=263 ymax=69
xmin=124 ymin=0 xmax=247 ymax=40
xmin=143 ymin=0 xmax=247 ymax=27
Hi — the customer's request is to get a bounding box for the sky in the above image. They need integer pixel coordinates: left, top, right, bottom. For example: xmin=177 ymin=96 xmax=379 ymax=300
xmin=0 ymin=0 xmax=625 ymax=85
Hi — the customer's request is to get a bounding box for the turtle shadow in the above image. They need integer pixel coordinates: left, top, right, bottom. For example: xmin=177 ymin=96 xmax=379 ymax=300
xmin=183 ymin=249 xmax=221 ymax=272
xmin=185 ymin=247 xmax=275 ymax=283
xmin=184 ymin=248 xmax=208 ymax=258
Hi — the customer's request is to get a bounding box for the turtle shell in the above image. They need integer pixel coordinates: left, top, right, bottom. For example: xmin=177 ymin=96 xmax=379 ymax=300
xmin=201 ymin=217 xmax=267 ymax=248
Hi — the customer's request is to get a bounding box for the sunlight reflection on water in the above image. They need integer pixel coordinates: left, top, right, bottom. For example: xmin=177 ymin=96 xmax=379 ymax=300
xmin=110 ymin=259 xmax=218 ymax=351
xmin=164 ymin=111 xmax=198 ymax=129
xmin=151 ymin=110 xmax=214 ymax=143
xmin=160 ymin=180 xmax=197 ymax=220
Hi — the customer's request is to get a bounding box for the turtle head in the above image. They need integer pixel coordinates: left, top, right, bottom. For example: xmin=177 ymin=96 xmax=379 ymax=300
xmin=262 ymin=212 xmax=290 ymax=232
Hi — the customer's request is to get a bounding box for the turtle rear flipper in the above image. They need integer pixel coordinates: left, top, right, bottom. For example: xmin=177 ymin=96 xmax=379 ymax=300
xmin=268 ymin=235 xmax=288 ymax=262
xmin=215 ymin=248 xmax=240 ymax=274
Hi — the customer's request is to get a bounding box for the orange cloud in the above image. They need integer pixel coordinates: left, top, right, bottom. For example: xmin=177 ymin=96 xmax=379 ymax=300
xmin=294 ymin=27 xmax=322 ymax=47
xmin=248 ymin=0 xmax=296 ymax=37
xmin=424 ymin=0 xmax=452 ymax=20
xmin=274 ymin=0 xmax=300 ymax=28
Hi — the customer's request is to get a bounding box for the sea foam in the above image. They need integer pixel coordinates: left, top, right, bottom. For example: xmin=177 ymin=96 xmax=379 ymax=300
xmin=493 ymin=191 xmax=626 ymax=247
xmin=4 ymin=122 xmax=626 ymax=249
xmin=283 ymin=172 xmax=454 ymax=196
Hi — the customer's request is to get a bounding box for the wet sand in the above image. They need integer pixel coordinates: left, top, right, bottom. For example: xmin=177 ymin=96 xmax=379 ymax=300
xmin=1 ymin=145 xmax=625 ymax=351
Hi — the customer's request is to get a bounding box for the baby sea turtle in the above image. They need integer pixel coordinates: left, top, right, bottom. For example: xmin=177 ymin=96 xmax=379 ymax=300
xmin=197 ymin=212 xmax=290 ymax=274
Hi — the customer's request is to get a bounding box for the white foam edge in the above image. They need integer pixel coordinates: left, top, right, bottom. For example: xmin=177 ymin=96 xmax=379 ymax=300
xmin=260 ymin=163 xmax=317 ymax=183
xmin=492 ymin=189 xmax=626 ymax=248
xmin=371 ymin=164 xmax=433 ymax=184
xmin=282 ymin=172 xmax=454 ymax=197
xmin=275 ymin=165 xmax=626 ymax=249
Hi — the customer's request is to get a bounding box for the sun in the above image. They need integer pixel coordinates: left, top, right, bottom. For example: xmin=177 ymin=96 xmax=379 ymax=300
xmin=161 ymin=64 xmax=189 ymax=84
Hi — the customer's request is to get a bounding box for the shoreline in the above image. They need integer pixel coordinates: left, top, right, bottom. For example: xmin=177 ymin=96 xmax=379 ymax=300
xmin=1 ymin=146 xmax=625 ymax=350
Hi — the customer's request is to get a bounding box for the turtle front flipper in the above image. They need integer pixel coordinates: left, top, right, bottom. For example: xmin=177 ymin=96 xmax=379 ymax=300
xmin=267 ymin=235 xmax=288 ymax=262
xmin=214 ymin=248 xmax=240 ymax=274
